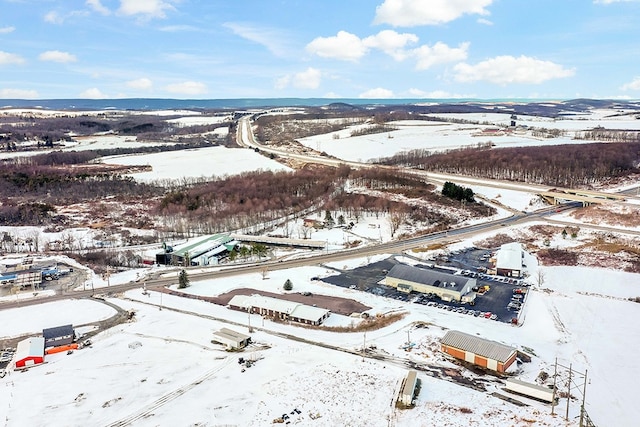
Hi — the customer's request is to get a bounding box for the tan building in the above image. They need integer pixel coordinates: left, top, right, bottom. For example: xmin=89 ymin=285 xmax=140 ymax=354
xmin=211 ymin=328 xmax=251 ymax=350
xmin=228 ymin=294 xmax=330 ymax=326
xmin=385 ymin=264 xmax=475 ymax=303
xmin=440 ymin=330 xmax=517 ymax=373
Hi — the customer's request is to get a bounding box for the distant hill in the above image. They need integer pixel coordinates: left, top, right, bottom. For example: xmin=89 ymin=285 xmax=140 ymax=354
xmin=1 ymin=98 xmax=639 ymax=117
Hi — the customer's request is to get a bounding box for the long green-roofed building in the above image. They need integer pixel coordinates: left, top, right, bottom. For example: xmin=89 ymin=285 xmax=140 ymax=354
xmin=156 ymin=233 xmax=238 ymax=266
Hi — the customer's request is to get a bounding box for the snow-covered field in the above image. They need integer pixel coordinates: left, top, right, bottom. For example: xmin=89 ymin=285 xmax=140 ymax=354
xmin=298 ymin=109 xmax=640 ymax=163
xmin=1 ymin=107 xmax=639 ymax=426
xmin=103 ymin=146 xmax=291 ymax=182
xmin=2 ymin=258 xmax=639 ymax=426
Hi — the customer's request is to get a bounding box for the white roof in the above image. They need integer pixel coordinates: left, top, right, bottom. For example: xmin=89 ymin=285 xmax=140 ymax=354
xmin=228 ymin=294 xmax=329 ymax=322
xmin=496 ymin=242 xmax=523 ymax=270
xmin=212 ymin=328 xmax=250 ymax=344
xmin=289 ymin=304 xmax=330 ymax=322
xmin=15 ymin=337 xmax=45 ymax=360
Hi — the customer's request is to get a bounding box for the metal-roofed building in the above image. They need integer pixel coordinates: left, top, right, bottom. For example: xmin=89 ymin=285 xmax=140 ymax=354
xmin=440 ymin=330 xmax=517 ymax=373
xmin=228 ymin=294 xmax=330 ymax=326
xmin=156 ymin=233 xmax=238 ymax=266
xmin=43 ymin=324 xmax=75 ymax=348
xmin=14 ymin=337 xmax=45 ymax=370
xmin=212 ymin=327 xmax=251 ymax=350
xmin=385 ymin=264 xmax=475 ymax=303
xmin=495 ymin=242 xmax=524 ymax=278
xmin=399 ymin=370 xmax=418 ymax=406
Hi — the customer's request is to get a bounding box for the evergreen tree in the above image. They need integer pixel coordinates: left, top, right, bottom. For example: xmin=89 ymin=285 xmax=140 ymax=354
xmin=178 ymin=269 xmax=190 ymax=289
xmin=283 ymin=279 xmax=293 ymax=291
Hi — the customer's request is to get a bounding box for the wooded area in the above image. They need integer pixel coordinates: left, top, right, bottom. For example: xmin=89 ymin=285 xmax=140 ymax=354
xmin=156 ymin=166 xmax=493 ymax=235
xmin=378 ymin=142 xmax=640 ymax=187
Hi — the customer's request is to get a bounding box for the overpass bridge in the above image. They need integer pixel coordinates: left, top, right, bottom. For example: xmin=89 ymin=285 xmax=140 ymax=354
xmin=231 ymin=234 xmax=326 ymax=249
xmin=538 ymin=188 xmax=626 ymax=206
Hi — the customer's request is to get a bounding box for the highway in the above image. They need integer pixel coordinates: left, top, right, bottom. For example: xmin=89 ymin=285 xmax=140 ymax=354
xmin=1 ymin=116 xmax=638 ymax=309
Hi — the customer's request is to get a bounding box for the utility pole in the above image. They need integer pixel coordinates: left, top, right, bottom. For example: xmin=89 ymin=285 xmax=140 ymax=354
xmin=362 ymin=332 xmax=366 ymax=361
xmin=579 ymin=370 xmax=588 ymax=427
xmin=551 ymin=358 xmax=558 ymax=416
xmin=566 ymin=363 xmax=573 ymax=422
xmin=554 ymin=361 xmax=589 ymax=423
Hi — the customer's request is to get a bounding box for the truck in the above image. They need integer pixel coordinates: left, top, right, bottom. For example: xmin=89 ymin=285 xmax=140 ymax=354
xmin=505 ymin=378 xmax=555 ymax=403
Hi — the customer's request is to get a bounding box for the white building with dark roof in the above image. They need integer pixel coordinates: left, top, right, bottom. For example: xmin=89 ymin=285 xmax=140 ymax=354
xmin=43 ymin=324 xmax=75 ymax=348
xmin=228 ymin=294 xmax=330 ymax=326
xmin=385 ymin=264 xmax=475 ymax=302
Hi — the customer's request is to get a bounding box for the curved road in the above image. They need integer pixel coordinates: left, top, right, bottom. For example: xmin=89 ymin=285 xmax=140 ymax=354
xmin=2 ymin=117 xmax=638 ymax=309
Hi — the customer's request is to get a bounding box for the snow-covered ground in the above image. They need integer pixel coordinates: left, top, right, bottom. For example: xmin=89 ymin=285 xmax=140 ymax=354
xmin=1 ymin=107 xmax=639 ymax=425
xmin=2 ymin=257 xmax=638 ymax=426
xmin=298 ymin=109 xmax=640 ymax=163
xmin=103 ymin=146 xmax=291 ymax=182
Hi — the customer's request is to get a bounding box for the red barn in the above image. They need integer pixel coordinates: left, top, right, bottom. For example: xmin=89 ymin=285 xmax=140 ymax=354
xmin=14 ymin=337 xmax=45 ymax=369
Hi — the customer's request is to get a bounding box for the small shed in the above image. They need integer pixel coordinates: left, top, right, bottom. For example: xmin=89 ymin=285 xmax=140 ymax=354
xmin=43 ymin=324 xmax=75 ymax=348
xmin=440 ymin=330 xmax=517 ymax=373
xmin=399 ymin=370 xmax=418 ymax=406
xmin=14 ymin=337 xmax=45 ymax=369
xmin=212 ymin=328 xmax=251 ymax=350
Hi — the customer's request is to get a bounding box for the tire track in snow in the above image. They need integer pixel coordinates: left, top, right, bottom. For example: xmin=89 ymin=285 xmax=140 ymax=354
xmin=104 ymin=356 xmax=233 ymax=427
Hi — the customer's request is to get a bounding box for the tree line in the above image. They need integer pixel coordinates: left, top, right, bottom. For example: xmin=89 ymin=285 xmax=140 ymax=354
xmin=377 ymin=142 xmax=640 ymax=187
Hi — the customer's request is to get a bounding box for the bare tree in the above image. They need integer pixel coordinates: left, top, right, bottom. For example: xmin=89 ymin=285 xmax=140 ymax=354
xmin=388 ymin=211 xmax=408 ymax=237
xmin=535 ymin=269 xmax=546 ymax=288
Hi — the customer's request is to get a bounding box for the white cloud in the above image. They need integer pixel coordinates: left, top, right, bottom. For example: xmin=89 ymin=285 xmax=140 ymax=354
xmin=86 ymin=0 xmax=110 ymax=15
xmin=79 ymin=87 xmax=109 ymax=98
xmin=223 ymin=22 xmax=290 ymax=57
xmin=621 ymin=77 xmax=640 ymax=91
xmin=277 ymin=68 xmax=322 ymax=90
xmin=359 ymin=87 xmax=395 ymax=98
xmin=0 ymin=26 xmax=15 ymax=34
xmin=374 ymin=0 xmax=493 ymax=26
xmin=413 ymin=41 xmax=469 ymax=70
xmin=453 ymin=55 xmax=575 ymax=85
xmin=0 ymin=88 xmax=38 ymax=99
xmin=306 ymin=31 xmax=368 ymax=61
xmin=363 ymin=30 xmax=418 ymax=61
xmin=165 ymin=81 xmax=207 ymax=96
xmin=118 ymin=0 xmax=176 ymax=19
xmin=0 ymin=51 xmax=25 ymax=65
xmin=126 ymin=77 xmax=153 ymax=90
xmin=43 ymin=9 xmax=89 ymax=24
xmin=44 ymin=11 xmax=64 ymax=24
xmin=274 ymin=75 xmax=290 ymax=90
xmin=293 ymin=68 xmax=321 ymax=89
xmin=477 ymin=18 xmax=493 ymax=25
xmin=307 ymin=30 xmax=463 ymax=70
xmin=39 ymin=50 xmax=77 ymax=63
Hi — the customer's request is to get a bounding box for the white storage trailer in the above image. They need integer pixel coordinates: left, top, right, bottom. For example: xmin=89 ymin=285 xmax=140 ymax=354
xmin=505 ymin=378 xmax=555 ymax=403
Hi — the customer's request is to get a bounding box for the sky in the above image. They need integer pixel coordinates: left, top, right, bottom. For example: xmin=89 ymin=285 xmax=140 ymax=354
xmin=1 ymin=0 xmax=640 ymax=100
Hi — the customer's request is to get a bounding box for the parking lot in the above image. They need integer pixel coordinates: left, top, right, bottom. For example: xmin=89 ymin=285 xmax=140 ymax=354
xmin=320 ymin=248 xmax=529 ymax=324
